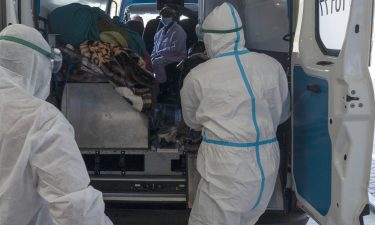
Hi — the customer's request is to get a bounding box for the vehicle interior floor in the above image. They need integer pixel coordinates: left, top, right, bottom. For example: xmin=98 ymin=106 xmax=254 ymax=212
xmin=105 ymin=204 xmax=309 ymax=225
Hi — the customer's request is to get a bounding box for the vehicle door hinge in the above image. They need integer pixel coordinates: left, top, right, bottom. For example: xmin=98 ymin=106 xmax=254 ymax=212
xmin=94 ymin=151 xmax=100 ymax=175
xmin=119 ymin=151 xmax=126 ymax=175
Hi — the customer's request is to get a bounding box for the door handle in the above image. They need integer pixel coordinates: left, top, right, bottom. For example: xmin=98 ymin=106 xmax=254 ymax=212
xmin=346 ymin=95 xmax=360 ymax=102
xmin=316 ymin=61 xmax=334 ymax=66
xmin=306 ymin=84 xmax=321 ymax=94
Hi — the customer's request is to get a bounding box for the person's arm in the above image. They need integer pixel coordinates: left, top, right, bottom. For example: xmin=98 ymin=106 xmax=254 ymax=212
xmin=180 ymin=72 xmax=203 ymax=130
xmin=156 ymin=27 xmax=186 ymax=56
xmin=151 ymin=31 xmax=160 ymax=60
xmin=29 ymin=105 xmax=113 ymax=225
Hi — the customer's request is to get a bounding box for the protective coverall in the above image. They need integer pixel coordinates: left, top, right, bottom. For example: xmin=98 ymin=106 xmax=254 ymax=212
xmin=180 ymin=3 xmax=290 ymax=225
xmin=151 ymin=22 xmax=187 ymax=83
xmin=0 ymin=24 xmax=113 ymax=225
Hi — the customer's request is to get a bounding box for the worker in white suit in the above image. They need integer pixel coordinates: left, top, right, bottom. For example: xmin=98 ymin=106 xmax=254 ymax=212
xmin=0 ymin=24 xmax=113 ymax=225
xmin=180 ymin=2 xmax=290 ymax=225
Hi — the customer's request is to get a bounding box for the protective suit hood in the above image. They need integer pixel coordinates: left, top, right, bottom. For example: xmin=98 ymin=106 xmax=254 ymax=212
xmin=202 ymin=2 xmax=246 ymax=58
xmin=0 ymin=24 xmax=52 ymax=99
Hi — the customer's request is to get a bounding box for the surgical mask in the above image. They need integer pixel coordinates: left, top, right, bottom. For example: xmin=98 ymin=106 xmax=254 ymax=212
xmin=161 ymin=18 xmax=173 ymax=26
xmin=0 ymin=35 xmax=63 ymax=73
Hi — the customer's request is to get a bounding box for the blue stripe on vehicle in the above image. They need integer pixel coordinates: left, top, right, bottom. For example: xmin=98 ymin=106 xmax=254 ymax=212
xmin=227 ymin=2 xmax=265 ymax=210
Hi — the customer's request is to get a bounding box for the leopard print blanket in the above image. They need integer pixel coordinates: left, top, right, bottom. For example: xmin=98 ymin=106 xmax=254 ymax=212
xmin=79 ymin=41 xmax=154 ymax=113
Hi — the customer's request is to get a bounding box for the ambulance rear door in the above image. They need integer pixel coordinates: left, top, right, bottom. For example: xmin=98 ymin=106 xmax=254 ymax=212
xmin=292 ymin=0 xmax=375 ymax=224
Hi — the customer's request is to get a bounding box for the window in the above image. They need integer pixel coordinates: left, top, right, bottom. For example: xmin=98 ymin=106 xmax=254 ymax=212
xmin=317 ymin=0 xmax=352 ymax=56
xmin=125 ymin=3 xmax=196 ymax=25
xmin=43 ymin=0 xmax=108 ymax=14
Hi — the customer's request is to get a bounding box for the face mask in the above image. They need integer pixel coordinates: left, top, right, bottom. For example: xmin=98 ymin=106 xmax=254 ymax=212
xmin=0 ymin=35 xmax=63 ymax=73
xmin=161 ymin=18 xmax=173 ymax=26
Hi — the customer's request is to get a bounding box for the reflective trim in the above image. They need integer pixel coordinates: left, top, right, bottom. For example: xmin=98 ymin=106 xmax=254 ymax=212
xmin=234 ymin=52 xmax=265 ymax=210
xmin=228 ymin=3 xmax=240 ymax=51
xmin=201 ymin=26 xmax=243 ymax=34
xmin=215 ymin=50 xmax=250 ymax=58
xmin=227 ymin=2 xmax=265 ymax=210
xmin=203 ymin=136 xmax=277 ymax=148
xmin=0 ymin=35 xmax=54 ymax=59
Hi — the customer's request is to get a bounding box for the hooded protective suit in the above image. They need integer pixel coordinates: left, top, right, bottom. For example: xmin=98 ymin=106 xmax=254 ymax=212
xmin=0 ymin=24 xmax=112 ymax=225
xmin=180 ymin=3 xmax=290 ymax=225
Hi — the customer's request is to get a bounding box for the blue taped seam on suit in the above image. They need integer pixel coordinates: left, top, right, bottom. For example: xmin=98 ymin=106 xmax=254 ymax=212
xmin=228 ymin=3 xmax=240 ymax=51
xmin=234 ymin=53 xmax=265 ymax=210
xmin=215 ymin=50 xmax=250 ymax=58
xmin=203 ymin=137 xmax=277 ymax=147
xmin=228 ymin=2 xmax=265 ymax=210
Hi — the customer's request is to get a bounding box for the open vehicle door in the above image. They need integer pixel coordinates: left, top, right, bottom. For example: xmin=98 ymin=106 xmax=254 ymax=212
xmin=292 ymin=0 xmax=375 ymax=224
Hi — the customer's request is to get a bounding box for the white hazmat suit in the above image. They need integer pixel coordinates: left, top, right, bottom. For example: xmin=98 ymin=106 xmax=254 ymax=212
xmin=0 ymin=24 xmax=113 ymax=225
xmin=180 ymin=3 xmax=290 ymax=225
